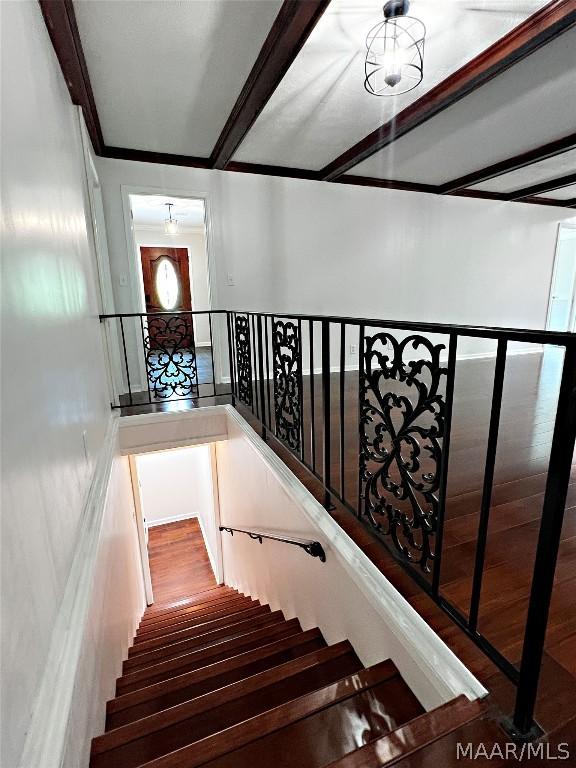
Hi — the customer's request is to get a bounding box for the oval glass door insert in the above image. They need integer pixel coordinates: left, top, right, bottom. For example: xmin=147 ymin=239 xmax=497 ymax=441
xmin=156 ymin=257 xmax=180 ymax=310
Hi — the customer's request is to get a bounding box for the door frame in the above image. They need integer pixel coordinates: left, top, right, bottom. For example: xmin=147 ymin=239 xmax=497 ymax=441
xmin=545 ymin=222 xmax=576 ymax=333
xmin=128 ymin=454 xmax=154 ymax=605
xmin=121 ymin=184 xmax=220 ymax=389
xmin=78 ymin=109 xmax=124 ymax=403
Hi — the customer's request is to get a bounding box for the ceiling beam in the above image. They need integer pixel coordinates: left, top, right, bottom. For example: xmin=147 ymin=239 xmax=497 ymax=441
xmin=38 ymin=0 xmax=104 ymax=154
xmin=103 ymin=146 xmax=210 ymax=169
xmin=320 ymin=0 xmax=576 ymax=182
xmin=210 ymin=0 xmax=331 ymax=170
xmin=439 ymin=132 xmax=576 ymax=194
xmin=507 ymin=171 xmax=576 ymax=200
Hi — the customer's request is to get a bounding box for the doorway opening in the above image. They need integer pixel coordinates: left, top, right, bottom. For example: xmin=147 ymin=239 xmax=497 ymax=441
xmin=127 ymin=193 xmax=214 ymax=403
xmin=546 ymin=221 xmax=576 ymax=332
xmin=129 ymin=443 xmax=223 ymax=606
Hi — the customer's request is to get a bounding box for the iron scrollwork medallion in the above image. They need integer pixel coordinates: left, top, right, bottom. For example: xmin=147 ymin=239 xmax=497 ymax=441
xmin=234 ymin=314 xmax=253 ymax=406
xmin=144 ymin=315 xmax=198 ymax=399
xmin=272 ymin=319 xmax=302 ymax=453
xmin=359 ymin=332 xmax=448 ymax=573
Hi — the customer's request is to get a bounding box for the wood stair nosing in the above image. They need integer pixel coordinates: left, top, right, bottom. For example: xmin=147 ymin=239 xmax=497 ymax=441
xmin=135 ymin=598 xmax=258 ymax=639
xmin=110 ymin=627 xmax=323 ymax=717
xmin=130 ymin=660 xmax=401 ymax=768
xmin=122 ymin=610 xmax=283 ymax=672
xmin=139 ymin=592 xmax=248 ymax=623
xmin=141 ymin=585 xmax=235 ymax=615
xmin=322 ymin=695 xmax=488 ymax=767
xmin=91 ymin=642 xmax=361 ymax=768
xmin=129 ymin=605 xmax=271 ymax=656
xmin=114 ymin=619 xmax=303 ymax=698
xmin=139 ymin=591 xmax=242 ymax=626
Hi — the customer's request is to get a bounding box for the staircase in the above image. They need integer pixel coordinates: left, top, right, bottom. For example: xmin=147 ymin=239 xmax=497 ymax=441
xmin=90 ymin=585 xmax=498 ymax=768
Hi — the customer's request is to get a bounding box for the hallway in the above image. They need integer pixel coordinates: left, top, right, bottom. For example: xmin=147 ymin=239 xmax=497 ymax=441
xmin=148 ymin=519 xmax=216 ymax=605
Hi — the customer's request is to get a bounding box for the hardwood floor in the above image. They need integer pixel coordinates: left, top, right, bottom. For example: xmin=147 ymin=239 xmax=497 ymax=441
xmin=236 ymin=347 xmax=576 ymax=735
xmin=148 ymin=519 xmax=216 ymax=605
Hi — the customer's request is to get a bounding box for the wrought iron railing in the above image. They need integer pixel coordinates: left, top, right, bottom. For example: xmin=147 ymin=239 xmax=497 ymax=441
xmin=100 ymin=308 xmax=576 ymax=738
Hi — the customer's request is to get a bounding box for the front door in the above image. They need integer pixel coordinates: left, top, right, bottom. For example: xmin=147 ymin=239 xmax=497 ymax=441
xmin=140 ymin=247 xmax=197 ymax=398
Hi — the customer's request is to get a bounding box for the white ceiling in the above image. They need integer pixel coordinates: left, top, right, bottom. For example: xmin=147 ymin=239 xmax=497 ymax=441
xmin=130 ymin=194 xmax=206 ymax=229
xmin=470 ymin=148 xmax=576 ymax=194
xmin=351 ymin=28 xmax=576 ymax=184
xmin=233 ymin=0 xmax=547 ymax=170
xmin=538 ymin=184 xmax=576 ymax=201
xmin=72 ymin=0 xmax=575 ymax=202
xmin=74 ymin=0 xmax=284 ymax=156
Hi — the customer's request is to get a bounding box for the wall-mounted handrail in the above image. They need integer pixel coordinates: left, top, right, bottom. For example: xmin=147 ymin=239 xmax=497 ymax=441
xmin=219 ymin=526 xmax=326 ymax=562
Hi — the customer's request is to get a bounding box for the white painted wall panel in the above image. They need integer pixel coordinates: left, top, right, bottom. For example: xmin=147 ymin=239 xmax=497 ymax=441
xmin=61 ymin=455 xmax=145 ymax=768
xmin=0 ymin=3 xmax=114 ymax=766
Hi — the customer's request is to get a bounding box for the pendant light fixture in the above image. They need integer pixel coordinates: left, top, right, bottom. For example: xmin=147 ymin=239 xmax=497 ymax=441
xmin=365 ymin=0 xmax=425 ymax=96
xmin=164 ymin=202 xmax=179 ymax=234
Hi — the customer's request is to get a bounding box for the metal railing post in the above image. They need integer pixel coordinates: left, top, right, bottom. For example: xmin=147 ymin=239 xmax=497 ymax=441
xmin=257 ymin=314 xmax=267 ymax=440
xmin=321 ymin=319 xmax=333 ymax=510
xmin=226 ymin=311 xmax=236 ymax=405
xmin=510 ymin=342 xmax=576 ymax=737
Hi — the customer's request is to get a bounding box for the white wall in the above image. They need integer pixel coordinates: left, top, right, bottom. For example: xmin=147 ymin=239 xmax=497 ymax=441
xmin=133 ymin=226 xmax=211 ymax=344
xmin=61 ymin=454 xmax=145 ymax=768
xmin=135 ymin=445 xmax=221 ymax=580
xmin=216 ymin=407 xmax=486 ymax=712
xmin=0 ymin=3 xmax=142 ymax=767
xmin=97 ymin=157 xmax=575 ymax=361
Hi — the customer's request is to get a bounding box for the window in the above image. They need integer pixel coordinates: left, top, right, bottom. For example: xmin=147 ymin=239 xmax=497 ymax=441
xmin=156 ymin=257 xmax=179 ymax=310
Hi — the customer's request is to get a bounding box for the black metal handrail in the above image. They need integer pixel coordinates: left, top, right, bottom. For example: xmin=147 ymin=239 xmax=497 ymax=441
xmin=99 ymin=307 xmax=576 ymax=738
xmin=219 ymin=526 xmax=326 ymax=562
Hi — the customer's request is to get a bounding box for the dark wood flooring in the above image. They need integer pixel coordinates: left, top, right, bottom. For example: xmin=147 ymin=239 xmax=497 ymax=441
xmin=148 ymin=519 xmax=217 ymax=605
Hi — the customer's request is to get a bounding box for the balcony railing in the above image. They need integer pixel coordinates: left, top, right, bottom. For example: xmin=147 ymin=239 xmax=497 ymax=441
xmin=100 ymin=308 xmax=576 ymax=738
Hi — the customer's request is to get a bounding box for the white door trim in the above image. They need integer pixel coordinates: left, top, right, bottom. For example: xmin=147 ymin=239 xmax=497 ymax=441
xmin=128 ymin=454 xmax=154 ymax=605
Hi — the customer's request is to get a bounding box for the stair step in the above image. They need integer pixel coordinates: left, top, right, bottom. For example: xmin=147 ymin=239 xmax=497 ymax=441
xmin=135 ymin=598 xmax=258 ymax=639
xmin=91 ymin=641 xmax=361 ymax=768
xmin=140 ymin=590 xmax=241 ymax=626
xmin=114 ymin=618 xmax=303 ymax=702
xmin=132 ymin=659 xmax=417 ymax=768
xmin=123 ymin=610 xmax=283 ymax=673
xmin=379 ymin=715 xmax=509 ymax=767
xmin=108 ymin=625 xmax=319 ymax=729
xmin=323 ymin=696 xmax=487 ymax=767
xmin=139 ymin=593 xmax=249 ymax=628
xmin=129 ymin=605 xmax=271 ymax=656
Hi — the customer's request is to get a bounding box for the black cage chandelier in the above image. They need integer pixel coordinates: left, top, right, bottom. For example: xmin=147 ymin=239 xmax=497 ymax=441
xmin=365 ymin=0 xmax=425 ymax=96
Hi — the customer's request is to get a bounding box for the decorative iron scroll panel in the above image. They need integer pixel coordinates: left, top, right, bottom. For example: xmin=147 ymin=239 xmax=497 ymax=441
xmin=144 ymin=315 xmax=198 ymax=399
xmin=234 ymin=314 xmax=253 ymax=406
xmin=272 ymin=319 xmax=302 ymax=452
xmin=359 ymin=331 xmax=448 ymax=573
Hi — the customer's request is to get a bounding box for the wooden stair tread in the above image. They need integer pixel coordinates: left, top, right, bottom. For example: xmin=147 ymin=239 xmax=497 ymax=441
xmin=110 ymin=619 xmax=306 ymax=724
xmin=135 ymin=598 xmax=258 ymax=639
xmin=129 ymin=605 xmax=271 ymax=656
xmin=123 ymin=610 xmax=283 ymax=672
xmin=142 ymin=586 xmax=236 ymax=614
xmin=133 ymin=660 xmax=412 ymax=768
xmin=91 ymin=642 xmax=362 ymax=768
xmin=384 ymin=716 xmax=509 ymax=767
xmin=323 ymin=695 xmax=487 ymax=767
xmin=139 ymin=591 xmax=244 ymax=626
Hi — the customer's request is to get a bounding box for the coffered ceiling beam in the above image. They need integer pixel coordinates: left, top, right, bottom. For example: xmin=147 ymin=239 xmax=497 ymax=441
xmin=38 ymin=0 xmax=104 ymax=154
xmin=507 ymin=171 xmax=576 ymax=200
xmin=210 ymin=0 xmax=331 ymax=170
xmin=440 ymin=132 xmax=576 ymax=194
xmin=320 ymin=0 xmax=576 ymax=182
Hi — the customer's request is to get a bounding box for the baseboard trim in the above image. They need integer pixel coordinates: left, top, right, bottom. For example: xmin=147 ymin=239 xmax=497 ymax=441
xmin=146 ymin=512 xmax=198 ymax=527
xmin=18 ymin=416 xmax=121 ymax=768
xmin=224 ymin=405 xmax=488 ymax=710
